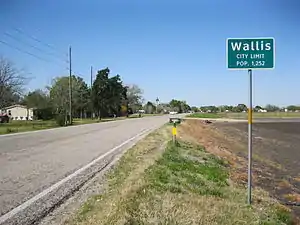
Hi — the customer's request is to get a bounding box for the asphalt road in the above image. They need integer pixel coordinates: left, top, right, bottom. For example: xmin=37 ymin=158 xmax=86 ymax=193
xmin=0 ymin=115 xmax=174 ymax=224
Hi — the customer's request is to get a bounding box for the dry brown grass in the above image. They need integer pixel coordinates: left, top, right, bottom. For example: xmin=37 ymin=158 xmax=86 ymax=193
xmin=178 ymin=120 xmax=250 ymax=185
xmin=283 ymin=193 xmax=300 ymax=202
xmin=65 ymin=125 xmax=170 ymax=225
xmin=67 ymin=122 xmax=293 ymax=225
xmin=278 ymin=179 xmax=293 ymax=189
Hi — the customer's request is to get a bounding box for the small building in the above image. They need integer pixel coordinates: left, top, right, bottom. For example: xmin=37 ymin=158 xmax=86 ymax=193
xmin=258 ymin=109 xmax=267 ymax=113
xmin=1 ymin=104 xmax=34 ymax=121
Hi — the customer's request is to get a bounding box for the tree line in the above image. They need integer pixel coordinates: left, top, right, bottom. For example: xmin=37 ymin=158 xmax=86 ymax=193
xmin=1 ymin=57 xmax=193 ymax=125
xmin=23 ymin=67 xmax=146 ymax=125
xmin=194 ymin=104 xmax=300 ymax=113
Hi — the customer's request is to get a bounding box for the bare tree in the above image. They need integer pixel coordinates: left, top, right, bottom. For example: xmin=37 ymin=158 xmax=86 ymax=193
xmin=0 ymin=57 xmax=27 ymax=108
xmin=126 ymin=84 xmax=144 ymax=113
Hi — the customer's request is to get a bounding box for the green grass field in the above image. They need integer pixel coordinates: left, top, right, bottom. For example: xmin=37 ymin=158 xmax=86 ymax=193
xmin=0 ymin=120 xmax=57 ymax=134
xmin=187 ymin=112 xmax=300 ymax=119
xmin=187 ymin=113 xmax=222 ymax=119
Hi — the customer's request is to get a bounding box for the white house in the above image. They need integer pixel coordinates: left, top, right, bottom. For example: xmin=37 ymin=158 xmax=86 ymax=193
xmin=258 ymin=109 xmax=267 ymax=113
xmin=2 ymin=104 xmax=34 ymax=121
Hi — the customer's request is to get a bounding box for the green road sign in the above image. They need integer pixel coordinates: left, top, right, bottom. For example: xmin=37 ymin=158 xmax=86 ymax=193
xmin=226 ymin=38 xmax=275 ymax=70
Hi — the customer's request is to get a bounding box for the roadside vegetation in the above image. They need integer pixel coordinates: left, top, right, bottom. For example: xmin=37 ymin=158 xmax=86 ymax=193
xmin=0 ymin=114 xmax=159 ymax=135
xmin=223 ymin=112 xmax=300 ymax=119
xmin=187 ymin=112 xmax=300 ymax=120
xmin=187 ymin=113 xmax=222 ymax=119
xmin=1 ymin=56 xmax=193 ymax=134
xmin=0 ymin=118 xmax=114 ymax=135
xmin=198 ymin=104 xmax=300 ymax=114
xmin=66 ymin=123 xmax=293 ymax=225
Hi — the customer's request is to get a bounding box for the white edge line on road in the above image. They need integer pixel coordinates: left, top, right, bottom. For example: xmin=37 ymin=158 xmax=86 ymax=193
xmin=0 ymin=128 xmax=152 ymax=224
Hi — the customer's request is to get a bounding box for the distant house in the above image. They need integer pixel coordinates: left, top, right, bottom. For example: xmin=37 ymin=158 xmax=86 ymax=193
xmin=258 ymin=109 xmax=267 ymax=113
xmin=1 ymin=104 xmax=34 ymax=121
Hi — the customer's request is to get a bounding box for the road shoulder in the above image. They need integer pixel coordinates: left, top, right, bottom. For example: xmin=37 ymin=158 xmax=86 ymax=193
xmin=59 ymin=121 xmax=294 ymax=225
xmin=38 ymin=124 xmax=169 ymax=225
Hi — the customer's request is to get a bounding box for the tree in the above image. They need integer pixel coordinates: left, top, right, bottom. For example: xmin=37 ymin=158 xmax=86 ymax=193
xmin=254 ymin=105 xmax=263 ymax=112
xmin=265 ymin=104 xmax=280 ymax=112
xmin=23 ymin=89 xmax=49 ymax=109
xmin=126 ymin=84 xmax=144 ymax=113
xmin=169 ymin=99 xmax=180 ymax=112
xmin=157 ymin=103 xmax=170 ymax=114
xmin=286 ymin=105 xmax=300 ymax=112
xmin=23 ymin=89 xmax=53 ymax=120
xmin=191 ymin=106 xmax=199 ymax=112
xmin=107 ymin=74 xmax=125 ymax=116
xmin=92 ymin=68 xmax=126 ymax=119
xmin=235 ymin=104 xmax=247 ymax=112
xmin=199 ymin=105 xmax=217 ymax=113
xmin=225 ymin=105 xmax=234 ymax=112
xmin=0 ymin=57 xmax=27 ymax=108
xmin=71 ymin=76 xmax=90 ymax=119
xmin=169 ymin=99 xmax=190 ymax=113
xmin=120 ymin=85 xmax=129 ymax=116
xmin=92 ymin=68 xmax=110 ymax=119
xmin=180 ymin=101 xmax=191 ymax=113
xmin=50 ymin=75 xmax=91 ymax=122
xmin=49 ymin=76 xmax=70 ymax=124
xmin=144 ymin=101 xmax=156 ymax=114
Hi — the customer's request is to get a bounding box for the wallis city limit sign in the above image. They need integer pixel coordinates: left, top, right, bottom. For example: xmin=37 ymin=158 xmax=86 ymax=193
xmin=226 ymin=37 xmax=276 ymax=205
xmin=226 ymin=38 xmax=275 ymax=70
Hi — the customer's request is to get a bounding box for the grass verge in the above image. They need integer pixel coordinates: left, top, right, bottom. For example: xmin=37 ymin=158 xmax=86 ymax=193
xmin=222 ymin=112 xmax=300 ymax=119
xmin=188 ymin=112 xmax=300 ymax=120
xmin=0 ymin=114 xmax=161 ymax=135
xmin=67 ymin=124 xmax=293 ymax=225
xmin=187 ymin=113 xmax=222 ymax=119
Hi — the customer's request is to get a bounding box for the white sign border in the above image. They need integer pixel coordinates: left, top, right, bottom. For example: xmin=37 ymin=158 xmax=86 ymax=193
xmin=226 ymin=37 xmax=276 ymax=70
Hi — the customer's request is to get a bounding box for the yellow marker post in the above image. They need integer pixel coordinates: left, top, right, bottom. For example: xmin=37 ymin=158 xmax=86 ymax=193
xmin=172 ymin=127 xmax=177 ymax=135
xmin=248 ymin=107 xmax=253 ymax=124
xmin=172 ymin=122 xmax=177 ymax=143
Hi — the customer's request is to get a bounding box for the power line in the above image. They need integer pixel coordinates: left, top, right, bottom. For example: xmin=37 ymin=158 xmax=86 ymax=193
xmin=1 ymin=29 xmax=89 ymax=80
xmin=0 ymin=39 xmax=51 ymax=62
xmin=3 ymin=32 xmax=68 ymax=63
xmin=0 ymin=39 xmax=68 ymax=68
xmin=13 ymin=27 xmax=68 ymax=58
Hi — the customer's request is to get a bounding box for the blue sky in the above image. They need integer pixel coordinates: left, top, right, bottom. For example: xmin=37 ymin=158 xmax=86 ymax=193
xmin=0 ymin=0 xmax=299 ymax=107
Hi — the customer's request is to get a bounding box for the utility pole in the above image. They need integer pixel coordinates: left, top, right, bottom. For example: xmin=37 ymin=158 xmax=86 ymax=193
xmin=156 ymin=97 xmax=159 ymax=114
xmin=69 ymin=46 xmax=72 ymax=124
xmin=90 ymin=66 xmax=93 ymax=119
xmin=90 ymin=66 xmax=93 ymax=89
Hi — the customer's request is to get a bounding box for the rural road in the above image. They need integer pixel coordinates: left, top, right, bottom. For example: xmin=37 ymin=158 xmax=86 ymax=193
xmin=0 ymin=115 xmax=177 ymax=224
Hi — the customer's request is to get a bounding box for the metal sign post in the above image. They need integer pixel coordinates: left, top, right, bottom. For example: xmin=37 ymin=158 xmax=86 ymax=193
xmin=248 ymin=69 xmax=253 ymax=204
xmin=226 ymin=37 xmax=275 ymax=205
